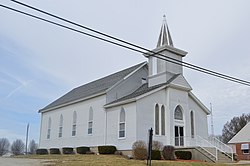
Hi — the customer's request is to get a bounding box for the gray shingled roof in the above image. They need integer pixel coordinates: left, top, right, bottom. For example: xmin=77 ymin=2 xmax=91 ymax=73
xmin=39 ymin=62 xmax=146 ymax=112
xmin=106 ymin=74 xmax=180 ymax=106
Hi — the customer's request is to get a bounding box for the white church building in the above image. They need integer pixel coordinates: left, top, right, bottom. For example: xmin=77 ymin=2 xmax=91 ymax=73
xmin=38 ymin=18 xmax=211 ymax=152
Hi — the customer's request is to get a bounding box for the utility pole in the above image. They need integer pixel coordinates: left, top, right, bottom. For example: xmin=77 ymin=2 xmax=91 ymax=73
xmin=25 ymin=123 xmax=29 ymax=155
xmin=210 ymin=103 xmax=214 ymax=136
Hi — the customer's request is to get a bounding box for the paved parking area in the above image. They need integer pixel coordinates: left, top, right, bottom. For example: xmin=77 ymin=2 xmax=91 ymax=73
xmin=0 ymin=157 xmax=46 ymax=166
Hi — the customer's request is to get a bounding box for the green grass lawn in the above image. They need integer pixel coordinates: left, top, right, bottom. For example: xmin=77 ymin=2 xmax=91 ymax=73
xmin=18 ymin=154 xmax=245 ymax=166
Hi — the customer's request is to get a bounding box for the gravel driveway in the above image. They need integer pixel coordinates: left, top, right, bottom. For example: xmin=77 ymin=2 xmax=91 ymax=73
xmin=0 ymin=157 xmax=48 ymax=166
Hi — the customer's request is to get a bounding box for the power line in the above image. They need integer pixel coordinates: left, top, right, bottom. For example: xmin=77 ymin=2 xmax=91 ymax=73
xmin=10 ymin=0 xmax=250 ymax=86
xmin=1 ymin=2 xmax=250 ymax=86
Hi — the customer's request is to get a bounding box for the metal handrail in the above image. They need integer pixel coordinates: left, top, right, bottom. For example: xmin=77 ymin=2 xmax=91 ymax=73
xmin=171 ymin=136 xmax=218 ymax=161
xmin=171 ymin=135 xmax=234 ymax=161
xmin=208 ymin=136 xmax=234 ymax=161
xmin=196 ymin=135 xmax=218 ymax=161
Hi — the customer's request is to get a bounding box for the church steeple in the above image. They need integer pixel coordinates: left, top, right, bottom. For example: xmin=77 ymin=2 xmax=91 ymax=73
xmin=156 ymin=15 xmax=174 ymax=47
xmin=144 ymin=16 xmax=188 ymax=87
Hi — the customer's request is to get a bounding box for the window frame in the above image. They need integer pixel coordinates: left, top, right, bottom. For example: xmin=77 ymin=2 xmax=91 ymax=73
xmin=174 ymin=105 xmax=183 ymax=120
xmin=118 ymin=108 xmax=126 ymax=139
xmin=47 ymin=117 xmax=51 ymax=139
xmin=242 ymin=149 xmax=249 ymax=154
xmin=161 ymin=105 xmax=165 ymax=136
xmin=155 ymin=104 xmax=160 ymax=135
xmin=190 ymin=110 xmax=195 ymax=138
xmin=72 ymin=111 xmax=77 ymax=136
xmin=58 ymin=114 xmax=63 ymax=138
xmin=88 ymin=107 xmax=93 ymax=135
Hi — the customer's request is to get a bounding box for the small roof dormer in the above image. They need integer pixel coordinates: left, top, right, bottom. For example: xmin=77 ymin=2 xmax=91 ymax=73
xmin=156 ymin=15 xmax=174 ymax=47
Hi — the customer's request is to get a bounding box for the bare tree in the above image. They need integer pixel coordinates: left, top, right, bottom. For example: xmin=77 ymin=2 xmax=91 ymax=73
xmin=222 ymin=113 xmax=250 ymax=143
xmin=29 ymin=140 xmax=38 ymax=154
xmin=0 ymin=138 xmax=10 ymax=156
xmin=11 ymin=139 xmax=25 ymax=155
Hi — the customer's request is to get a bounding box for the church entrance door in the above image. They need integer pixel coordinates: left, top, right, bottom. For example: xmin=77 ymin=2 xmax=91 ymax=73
xmin=174 ymin=126 xmax=184 ymax=146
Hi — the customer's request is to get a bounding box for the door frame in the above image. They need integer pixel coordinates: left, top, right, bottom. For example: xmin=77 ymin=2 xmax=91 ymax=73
xmin=174 ymin=125 xmax=184 ymax=146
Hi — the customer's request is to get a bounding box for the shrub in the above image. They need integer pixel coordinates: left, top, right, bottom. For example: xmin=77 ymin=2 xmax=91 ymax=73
xmin=151 ymin=150 xmax=161 ymax=160
xmin=132 ymin=140 xmax=147 ymax=160
xmin=36 ymin=149 xmax=48 ymax=155
xmin=62 ymin=147 xmax=74 ymax=154
xmin=175 ymin=151 xmax=192 ymax=160
xmin=162 ymin=145 xmax=175 ymax=160
xmin=49 ymin=148 xmax=60 ymax=154
xmin=76 ymin=146 xmax=90 ymax=154
xmin=152 ymin=141 xmax=163 ymax=151
xmin=98 ymin=145 xmax=116 ymax=154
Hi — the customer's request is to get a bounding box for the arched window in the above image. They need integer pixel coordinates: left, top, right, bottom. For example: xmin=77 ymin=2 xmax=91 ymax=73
xmin=88 ymin=107 xmax=93 ymax=134
xmin=161 ymin=105 xmax=165 ymax=135
xmin=190 ymin=111 xmax=194 ymax=138
xmin=72 ymin=111 xmax=77 ymax=136
xmin=174 ymin=105 xmax=183 ymax=120
xmin=47 ymin=117 xmax=51 ymax=139
xmin=155 ymin=104 xmax=160 ymax=135
xmin=119 ymin=108 xmax=126 ymax=138
xmin=58 ymin=114 xmax=63 ymax=138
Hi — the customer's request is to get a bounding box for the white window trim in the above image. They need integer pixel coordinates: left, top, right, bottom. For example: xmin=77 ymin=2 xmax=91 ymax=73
xmin=154 ymin=104 xmax=160 ymax=136
xmin=72 ymin=124 xmax=76 ymax=137
xmin=154 ymin=103 xmax=166 ymax=136
xmin=88 ymin=121 xmax=93 ymax=135
xmin=190 ymin=110 xmax=195 ymax=138
xmin=174 ymin=106 xmax=183 ymax=121
xmin=47 ymin=128 xmax=51 ymax=139
xmin=161 ymin=105 xmax=165 ymax=136
xmin=88 ymin=107 xmax=93 ymax=135
xmin=118 ymin=108 xmax=126 ymax=139
xmin=118 ymin=122 xmax=126 ymax=139
xmin=242 ymin=149 xmax=249 ymax=154
xmin=58 ymin=115 xmax=63 ymax=138
xmin=241 ymin=143 xmax=249 ymax=150
xmin=58 ymin=127 xmax=62 ymax=138
xmin=72 ymin=111 xmax=77 ymax=137
xmin=47 ymin=117 xmax=51 ymax=139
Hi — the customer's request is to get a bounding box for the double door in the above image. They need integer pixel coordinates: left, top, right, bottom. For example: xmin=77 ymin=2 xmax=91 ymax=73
xmin=175 ymin=126 xmax=184 ymax=146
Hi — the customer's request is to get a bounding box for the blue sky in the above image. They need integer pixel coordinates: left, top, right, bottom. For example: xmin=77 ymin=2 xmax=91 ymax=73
xmin=1 ymin=0 xmax=250 ymax=144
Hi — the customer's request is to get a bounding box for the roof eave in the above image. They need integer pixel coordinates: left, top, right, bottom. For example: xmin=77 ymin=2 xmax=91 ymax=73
xmin=143 ymin=45 xmax=188 ymax=58
xmin=188 ymin=92 xmax=210 ymax=115
xmin=104 ymin=85 xmax=167 ymax=108
xmin=104 ymin=98 xmax=136 ymax=108
xmin=39 ymin=91 xmax=106 ymax=113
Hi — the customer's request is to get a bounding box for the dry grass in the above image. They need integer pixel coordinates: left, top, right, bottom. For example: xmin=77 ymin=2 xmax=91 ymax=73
xmin=18 ymin=154 xmax=247 ymax=166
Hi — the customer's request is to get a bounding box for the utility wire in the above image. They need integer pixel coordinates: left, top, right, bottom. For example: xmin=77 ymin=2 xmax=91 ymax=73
xmin=10 ymin=0 xmax=250 ymax=86
xmin=1 ymin=3 xmax=250 ymax=86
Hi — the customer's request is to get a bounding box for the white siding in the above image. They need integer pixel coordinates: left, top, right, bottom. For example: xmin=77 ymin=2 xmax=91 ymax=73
xmin=106 ymin=103 xmax=137 ymax=150
xmin=136 ymin=89 xmax=168 ymax=145
xmin=39 ymin=95 xmax=106 ymax=149
xmin=188 ymin=96 xmax=209 ymax=138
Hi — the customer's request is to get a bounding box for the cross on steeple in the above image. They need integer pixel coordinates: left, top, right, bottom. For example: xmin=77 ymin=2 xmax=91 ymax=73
xmin=156 ymin=15 xmax=174 ymax=47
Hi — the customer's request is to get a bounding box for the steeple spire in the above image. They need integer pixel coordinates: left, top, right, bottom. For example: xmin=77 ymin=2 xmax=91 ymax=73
xmin=156 ymin=15 xmax=174 ymax=47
